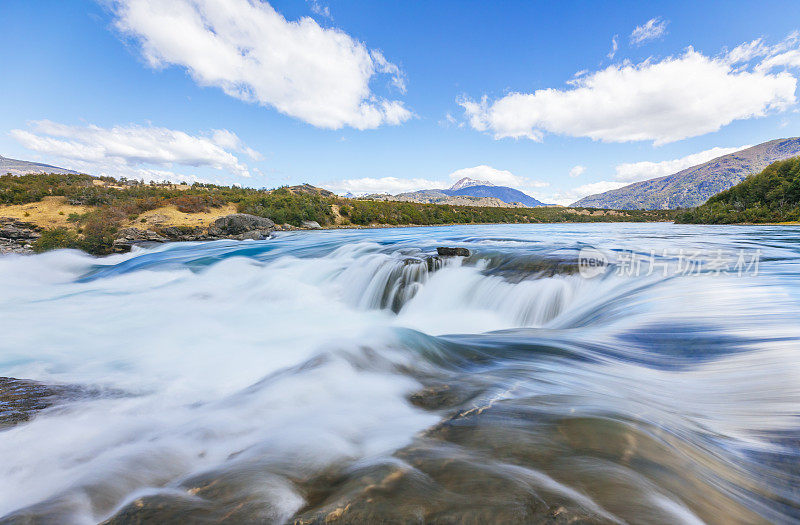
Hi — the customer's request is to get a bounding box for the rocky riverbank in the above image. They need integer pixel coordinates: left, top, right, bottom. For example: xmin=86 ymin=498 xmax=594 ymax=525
xmin=0 ymin=213 xmax=281 ymax=255
xmin=110 ymin=213 xmax=277 ymax=253
xmin=0 ymin=218 xmax=41 ymax=255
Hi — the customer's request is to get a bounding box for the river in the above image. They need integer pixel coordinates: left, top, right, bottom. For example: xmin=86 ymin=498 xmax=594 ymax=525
xmin=0 ymin=223 xmax=798 ymax=523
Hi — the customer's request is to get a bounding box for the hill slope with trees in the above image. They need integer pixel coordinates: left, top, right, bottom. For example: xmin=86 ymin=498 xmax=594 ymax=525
xmin=676 ymin=157 xmax=800 ymax=224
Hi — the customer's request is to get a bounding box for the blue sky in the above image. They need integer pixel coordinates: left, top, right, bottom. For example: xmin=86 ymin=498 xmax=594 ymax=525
xmin=2 ymin=0 xmax=800 ymax=204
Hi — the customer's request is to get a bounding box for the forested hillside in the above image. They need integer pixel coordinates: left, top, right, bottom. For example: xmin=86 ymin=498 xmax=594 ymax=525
xmin=677 ymin=157 xmax=800 ymax=223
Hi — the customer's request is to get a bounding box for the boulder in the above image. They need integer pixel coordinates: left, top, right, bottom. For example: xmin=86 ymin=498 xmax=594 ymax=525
xmin=437 ymin=247 xmax=470 ymax=257
xmin=208 ymin=214 xmax=274 ymax=240
xmin=159 ymin=226 xmax=208 ymax=242
xmin=112 ymin=228 xmax=167 ymax=253
xmin=0 ymin=218 xmax=41 ymax=254
xmin=301 ymin=220 xmax=322 ymax=229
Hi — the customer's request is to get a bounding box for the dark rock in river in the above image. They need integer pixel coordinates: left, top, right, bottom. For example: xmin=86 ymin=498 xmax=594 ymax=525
xmin=208 ymin=213 xmax=275 ymax=240
xmin=0 ymin=377 xmax=120 ymax=430
xmin=0 ymin=217 xmax=41 ymax=255
xmin=112 ymin=228 xmax=168 ymax=253
xmin=437 ymin=246 xmax=470 ymax=257
xmin=479 ymin=254 xmax=581 ymax=283
xmin=0 ymin=377 xmax=66 ymax=429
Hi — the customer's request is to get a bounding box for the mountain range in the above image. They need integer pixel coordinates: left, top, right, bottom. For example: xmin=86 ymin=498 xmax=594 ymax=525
xmin=572 ymin=138 xmax=800 ymax=209
xmin=395 ymin=177 xmax=546 ymax=207
xmin=1 ymin=155 xmax=78 ymax=176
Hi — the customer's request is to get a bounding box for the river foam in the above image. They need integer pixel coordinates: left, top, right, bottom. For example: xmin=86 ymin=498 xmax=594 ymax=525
xmin=0 ymin=223 xmax=798 ymax=523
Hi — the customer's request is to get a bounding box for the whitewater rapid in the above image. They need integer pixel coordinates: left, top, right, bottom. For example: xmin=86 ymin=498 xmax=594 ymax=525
xmin=0 ymin=223 xmax=798 ymax=523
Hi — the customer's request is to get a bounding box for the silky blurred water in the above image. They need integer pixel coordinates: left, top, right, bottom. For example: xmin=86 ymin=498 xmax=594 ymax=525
xmin=0 ymin=223 xmax=798 ymax=523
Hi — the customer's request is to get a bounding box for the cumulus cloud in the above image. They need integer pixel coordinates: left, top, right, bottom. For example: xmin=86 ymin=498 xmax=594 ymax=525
xmin=110 ymin=0 xmax=411 ymax=129
xmin=459 ymin=41 xmax=797 ymax=145
xmin=614 ymin=145 xmax=750 ymax=183
xmin=446 ymin=165 xmax=546 ymax=188
xmin=569 ymin=165 xmax=586 ymax=178
xmin=323 ymin=165 xmax=547 ymax=196
xmin=630 ymin=17 xmax=668 ymax=46
xmin=322 ymin=176 xmax=446 ymax=195
xmin=10 ymin=120 xmax=258 ymax=181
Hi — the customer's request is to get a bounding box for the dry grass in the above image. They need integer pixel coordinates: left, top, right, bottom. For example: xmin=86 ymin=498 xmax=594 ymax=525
xmin=573 ymin=208 xmax=624 ymax=217
xmin=0 ymin=196 xmax=88 ymax=228
xmin=0 ymin=197 xmax=238 ymax=231
xmin=126 ymin=203 xmax=238 ymax=228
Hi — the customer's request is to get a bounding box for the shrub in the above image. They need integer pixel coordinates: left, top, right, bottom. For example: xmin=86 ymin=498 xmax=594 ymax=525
xmin=33 ymin=228 xmax=81 ymax=253
xmin=171 ymin=194 xmax=224 ymax=213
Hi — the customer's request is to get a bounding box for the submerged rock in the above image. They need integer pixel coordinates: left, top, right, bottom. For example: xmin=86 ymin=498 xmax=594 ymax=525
xmin=437 ymin=247 xmax=470 ymax=257
xmin=101 ymin=468 xmax=303 ymax=524
xmin=0 ymin=377 xmax=119 ymax=430
xmin=208 ymin=213 xmax=275 ymax=240
xmin=0 ymin=377 xmax=65 ymax=429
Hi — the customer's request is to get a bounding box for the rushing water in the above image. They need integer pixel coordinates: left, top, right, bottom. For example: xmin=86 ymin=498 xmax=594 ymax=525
xmin=0 ymin=223 xmax=799 ymax=524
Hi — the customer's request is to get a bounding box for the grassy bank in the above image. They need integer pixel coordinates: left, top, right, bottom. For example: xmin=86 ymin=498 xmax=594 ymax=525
xmin=1 ymin=173 xmax=678 ymax=255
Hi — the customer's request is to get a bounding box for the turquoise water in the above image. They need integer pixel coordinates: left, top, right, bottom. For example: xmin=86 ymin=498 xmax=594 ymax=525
xmin=0 ymin=223 xmax=799 ymax=523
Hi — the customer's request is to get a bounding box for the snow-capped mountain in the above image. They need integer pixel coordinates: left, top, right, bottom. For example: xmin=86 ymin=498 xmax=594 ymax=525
xmin=449 ymin=177 xmax=494 ymax=190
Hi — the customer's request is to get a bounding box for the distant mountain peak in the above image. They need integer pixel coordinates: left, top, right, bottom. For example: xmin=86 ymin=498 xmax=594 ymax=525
xmin=449 ymin=177 xmax=494 ymax=190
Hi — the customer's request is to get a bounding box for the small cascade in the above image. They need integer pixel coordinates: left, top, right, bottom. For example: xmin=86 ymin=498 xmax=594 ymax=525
xmin=343 ymin=254 xmax=446 ymax=312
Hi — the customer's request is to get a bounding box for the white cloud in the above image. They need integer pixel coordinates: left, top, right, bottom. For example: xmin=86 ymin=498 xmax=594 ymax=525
xmin=110 ymin=0 xmax=411 ymax=130
xmin=210 ymin=129 xmax=263 ymax=161
xmin=459 ymin=42 xmax=798 ymax=145
xmin=447 ymin=165 xmax=549 ymax=195
xmin=306 ymin=0 xmax=331 ymax=20
xmin=540 ymin=181 xmax=629 ymax=206
xmin=614 ymin=144 xmax=750 ymax=183
xmin=322 ymin=176 xmax=446 ymax=195
xmin=727 ymin=31 xmax=800 ymax=68
xmin=10 ymin=120 xmax=258 ymax=181
xmin=449 ymin=165 xmax=516 ymax=186
xmin=438 ymin=112 xmax=460 ymax=128
xmin=630 ymin=17 xmax=668 ymax=46
xmin=569 ymin=165 xmax=586 ymax=178
xmin=323 ymin=165 xmax=548 ymax=196
xmin=607 ymin=35 xmax=618 ymax=59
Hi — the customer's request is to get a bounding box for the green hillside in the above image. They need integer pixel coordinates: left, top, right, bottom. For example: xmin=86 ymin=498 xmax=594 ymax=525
xmin=676 ymin=157 xmax=800 ymax=224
